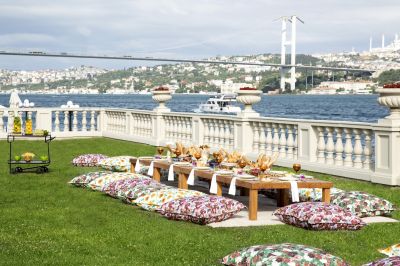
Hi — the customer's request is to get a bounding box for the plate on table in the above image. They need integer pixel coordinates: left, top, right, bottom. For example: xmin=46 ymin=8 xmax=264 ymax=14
xmin=139 ymin=156 xmax=154 ymax=160
xmin=234 ymin=174 xmax=257 ymax=180
xmin=269 ymin=170 xmax=288 ymax=175
xmin=279 ymin=176 xmax=299 ymax=181
xmin=220 ymin=162 xmax=237 ymax=167
xmin=194 ymin=166 xmax=211 ymax=171
xmin=215 ymin=170 xmax=233 ymax=176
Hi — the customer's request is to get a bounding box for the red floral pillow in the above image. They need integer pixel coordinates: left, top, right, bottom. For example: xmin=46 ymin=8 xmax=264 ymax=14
xmin=362 ymin=256 xmax=400 ymax=266
xmin=159 ymin=195 xmax=246 ymax=225
xmin=273 ymin=202 xmax=366 ymax=230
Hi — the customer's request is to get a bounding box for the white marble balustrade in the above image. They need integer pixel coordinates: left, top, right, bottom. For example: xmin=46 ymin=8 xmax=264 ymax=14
xmin=131 ymin=112 xmax=152 ymax=138
xmin=53 ymin=109 xmax=99 ymax=133
xmin=251 ymin=121 xmax=298 ymax=160
xmin=202 ymin=117 xmax=234 ymax=150
xmin=314 ymin=125 xmax=373 ymax=170
xmin=164 ymin=115 xmax=192 ymax=144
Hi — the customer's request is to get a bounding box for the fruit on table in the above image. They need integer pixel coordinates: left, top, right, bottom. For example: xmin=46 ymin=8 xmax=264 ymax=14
xmin=22 ymin=152 xmax=35 ymax=162
xmin=40 ymin=155 xmax=48 ymax=161
xmin=14 ymin=155 xmax=21 ymax=161
xmin=13 ymin=117 xmax=21 ymax=134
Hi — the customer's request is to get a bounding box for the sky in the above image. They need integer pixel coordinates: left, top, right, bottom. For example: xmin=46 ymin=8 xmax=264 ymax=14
xmin=0 ymin=0 xmax=399 ymax=70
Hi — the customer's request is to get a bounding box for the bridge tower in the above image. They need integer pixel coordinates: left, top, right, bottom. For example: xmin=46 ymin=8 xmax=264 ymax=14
xmin=279 ymin=15 xmax=303 ymax=91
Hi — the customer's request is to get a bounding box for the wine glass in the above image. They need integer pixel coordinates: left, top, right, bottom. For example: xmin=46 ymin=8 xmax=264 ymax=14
xmin=157 ymin=147 xmax=164 ymax=155
xmin=292 ymin=163 xmax=301 ymax=173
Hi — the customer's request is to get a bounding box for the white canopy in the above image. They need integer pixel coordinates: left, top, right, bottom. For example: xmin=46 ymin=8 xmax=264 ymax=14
xmin=9 ymin=90 xmax=22 ymax=108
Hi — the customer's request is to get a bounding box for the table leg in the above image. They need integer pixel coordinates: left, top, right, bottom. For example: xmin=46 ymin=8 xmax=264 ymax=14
xmin=322 ymin=188 xmax=331 ymax=203
xmin=130 ymin=162 xmax=136 ymax=173
xmin=179 ymin=173 xmax=188 ymax=189
xmin=153 ymin=167 xmax=161 ymax=182
xmin=277 ymin=189 xmax=289 ymax=207
xmin=249 ymin=189 xmax=258 ymax=220
xmin=217 ymin=182 xmax=223 ymax=196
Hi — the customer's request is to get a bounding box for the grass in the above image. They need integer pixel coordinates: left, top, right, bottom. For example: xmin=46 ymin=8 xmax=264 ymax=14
xmin=0 ymin=137 xmax=399 ymax=266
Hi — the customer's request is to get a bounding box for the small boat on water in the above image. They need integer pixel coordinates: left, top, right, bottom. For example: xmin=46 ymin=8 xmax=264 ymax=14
xmin=194 ymin=94 xmax=241 ymax=114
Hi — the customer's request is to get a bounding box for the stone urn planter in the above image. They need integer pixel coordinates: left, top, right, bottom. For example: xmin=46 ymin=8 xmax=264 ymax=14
xmin=152 ymin=87 xmax=172 ymax=112
xmin=377 ymin=83 xmax=400 ymax=121
xmin=236 ymin=87 xmax=262 ymax=117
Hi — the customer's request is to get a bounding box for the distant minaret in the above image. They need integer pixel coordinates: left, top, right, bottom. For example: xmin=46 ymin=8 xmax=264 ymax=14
xmin=369 ymin=37 xmax=372 ymax=52
xmin=382 ymin=34 xmax=385 ymax=48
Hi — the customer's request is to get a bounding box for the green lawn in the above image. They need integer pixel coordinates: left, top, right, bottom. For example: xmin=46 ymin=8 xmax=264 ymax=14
xmin=0 ymin=137 xmax=399 ymax=266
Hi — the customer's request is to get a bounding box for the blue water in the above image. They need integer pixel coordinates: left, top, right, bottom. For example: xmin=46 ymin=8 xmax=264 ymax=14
xmin=0 ymin=94 xmax=388 ymax=123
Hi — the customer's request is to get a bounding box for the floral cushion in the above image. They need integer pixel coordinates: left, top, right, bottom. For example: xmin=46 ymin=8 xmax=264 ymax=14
xmin=379 ymin=244 xmax=400 ymax=257
xmin=221 ymin=243 xmax=348 ymax=266
xmin=135 ymin=188 xmax=205 ymax=211
xmin=123 ymin=183 xmax=168 ymax=203
xmin=72 ymin=154 xmax=108 ymax=167
xmin=68 ymin=171 xmax=112 ymax=187
xmin=114 ymin=179 xmax=162 ymax=200
xmin=362 ymin=256 xmax=400 ymax=266
xmin=88 ymin=172 xmax=149 ymax=191
xmin=273 ymin=202 xmax=365 ymax=230
xmin=98 ymin=156 xmax=135 ymax=172
xmin=159 ymin=195 xmax=246 ymax=225
xmin=297 ymin=187 xmax=344 ymax=202
xmin=331 ymin=191 xmax=395 ymax=217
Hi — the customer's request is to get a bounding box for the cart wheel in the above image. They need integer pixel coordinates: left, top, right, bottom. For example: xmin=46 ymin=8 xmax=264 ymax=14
xmin=36 ymin=167 xmax=44 ymax=174
xmin=15 ymin=167 xmax=23 ymax=173
xmin=43 ymin=166 xmax=49 ymax=172
xmin=11 ymin=168 xmax=17 ymax=174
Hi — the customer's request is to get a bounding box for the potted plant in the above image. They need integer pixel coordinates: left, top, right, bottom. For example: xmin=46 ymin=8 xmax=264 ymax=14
xmin=236 ymin=87 xmax=262 ymax=117
xmin=377 ymin=82 xmax=400 ymax=120
xmin=152 ymin=86 xmax=172 ymax=112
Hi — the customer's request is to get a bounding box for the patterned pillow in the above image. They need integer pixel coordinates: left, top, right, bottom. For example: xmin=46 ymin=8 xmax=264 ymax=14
xmin=273 ymin=202 xmax=366 ymax=230
xmin=298 ymin=187 xmax=344 ymax=202
xmin=135 ymin=188 xmax=205 ymax=211
xmin=331 ymin=191 xmax=395 ymax=217
xmin=72 ymin=154 xmax=108 ymax=167
xmin=98 ymin=156 xmax=135 ymax=172
xmin=159 ymin=195 xmax=246 ymax=225
xmin=102 ymin=177 xmax=145 ymax=198
xmin=221 ymin=243 xmax=348 ymax=266
xmin=362 ymin=256 xmax=400 ymax=266
xmin=379 ymin=244 xmax=400 ymax=257
xmin=116 ymin=179 xmax=163 ymax=200
xmin=123 ymin=183 xmax=168 ymax=203
xmin=68 ymin=171 xmax=112 ymax=187
xmin=88 ymin=172 xmax=149 ymax=191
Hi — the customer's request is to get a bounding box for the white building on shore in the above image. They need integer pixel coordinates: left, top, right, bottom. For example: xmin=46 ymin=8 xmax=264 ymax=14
xmin=308 ymin=81 xmax=375 ymax=95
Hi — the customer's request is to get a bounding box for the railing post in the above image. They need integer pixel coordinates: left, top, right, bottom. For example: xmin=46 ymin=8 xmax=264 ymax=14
xmin=234 ymin=118 xmax=253 ymax=154
xmin=297 ymin=123 xmax=317 ymax=162
xmin=36 ymin=108 xmax=52 ymax=132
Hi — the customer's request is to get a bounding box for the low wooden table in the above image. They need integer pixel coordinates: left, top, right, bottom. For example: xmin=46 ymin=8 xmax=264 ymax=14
xmin=130 ymin=158 xmax=333 ymax=221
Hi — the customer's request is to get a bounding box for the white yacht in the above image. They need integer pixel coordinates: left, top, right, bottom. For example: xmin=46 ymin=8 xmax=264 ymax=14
xmin=194 ymin=94 xmax=241 ymax=114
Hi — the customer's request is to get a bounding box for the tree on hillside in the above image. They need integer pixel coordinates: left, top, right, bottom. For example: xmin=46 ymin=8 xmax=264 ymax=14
xmin=376 ymin=69 xmax=400 ymax=85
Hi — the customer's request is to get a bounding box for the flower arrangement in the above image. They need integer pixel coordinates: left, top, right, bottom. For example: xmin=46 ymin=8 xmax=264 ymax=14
xmin=383 ymin=83 xmax=400 ymax=88
xmin=239 ymin=87 xmax=257 ymax=91
xmin=153 ymin=86 xmax=170 ymax=91
xmin=21 ymin=152 xmax=35 ymax=162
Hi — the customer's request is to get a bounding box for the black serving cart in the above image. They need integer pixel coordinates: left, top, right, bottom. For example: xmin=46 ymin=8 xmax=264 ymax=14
xmin=7 ymin=134 xmax=56 ymax=174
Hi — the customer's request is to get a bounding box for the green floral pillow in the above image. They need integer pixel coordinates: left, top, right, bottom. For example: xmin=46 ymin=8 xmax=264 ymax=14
xmin=331 ymin=191 xmax=395 ymax=217
xmin=221 ymin=243 xmax=348 ymax=265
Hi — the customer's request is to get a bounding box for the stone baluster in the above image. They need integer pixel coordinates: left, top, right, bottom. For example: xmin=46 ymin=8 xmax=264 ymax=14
xmin=252 ymin=122 xmax=260 ymax=152
xmin=8 ymin=111 xmax=14 ymax=133
xmin=203 ymin=119 xmax=210 ymax=144
xmin=353 ymin=129 xmax=363 ymax=168
xmin=0 ymin=110 xmax=3 ymax=133
xmin=286 ymin=125 xmax=294 ymax=159
xmin=265 ymin=123 xmax=273 ymax=155
xmin=54 ymin=111 xmax=60 ymax=132
xmin=64 ymin=111 xmax=69 ymax=132
xmin=90 ymin=111 xmax=96 ymax=131
xmin=317 ymin=126 xmax=326 ymax=163
xmin=209 ymin=120 xmax=215 ymax=146
xmin=259 ymin=123 xmax=266 ymax=153
xmin=279 ymin=124 xmax=287 ymax=158
xmin=334 ymin=128 xmax=344 ymax=166
xmin=72 ymin=111 xmax=78 ymax=132
xmin=81 ymin=110 xmax=87 ymax=131
xmin=224 ymin=121 xmax=231 ymax=149
xmin=325 ymin=127 xmax=335 ymax=164
xmin=343 ymin=128 xmax=353 ymax=167
xmin=218 ymin=120 xmax=225 ymax=147
xmin=363 ymin=129 xmax=372 ymax=170
xmin=272 ymin=124 xmax=280 ymax=154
